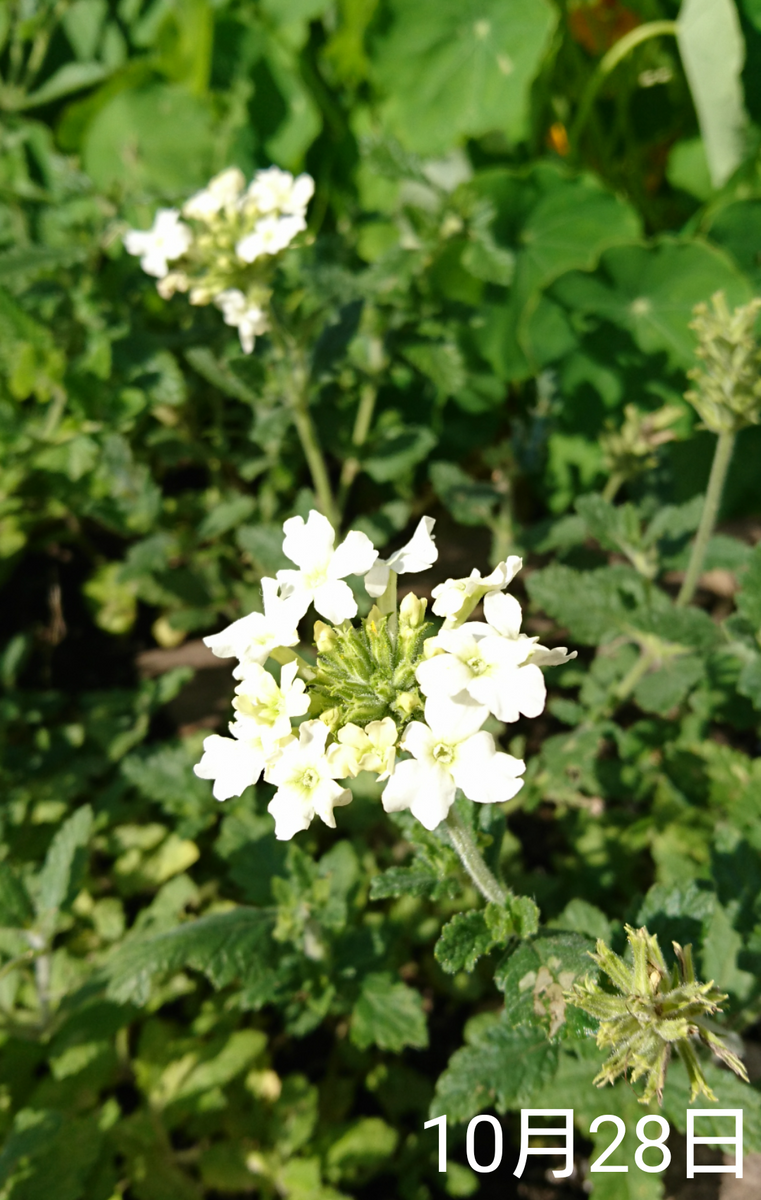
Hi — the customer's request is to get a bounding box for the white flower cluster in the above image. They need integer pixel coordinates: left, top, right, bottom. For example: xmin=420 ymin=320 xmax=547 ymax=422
xmin=194 ymin=511 xmax=575 ymax=838
xmin=123 ymin=166 xmax=314 ymax=354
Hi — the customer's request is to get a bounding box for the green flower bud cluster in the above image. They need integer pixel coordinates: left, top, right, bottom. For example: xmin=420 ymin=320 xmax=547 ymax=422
xmin=309 ymin=598 xmax=432 ymax=729
xmin=566 ymin=925 xmax=748 ymax=1105
xmin=685 ymin=291 xmax=761 ymax=435
xmin=600 ymin=402 xmax=682 ymax=483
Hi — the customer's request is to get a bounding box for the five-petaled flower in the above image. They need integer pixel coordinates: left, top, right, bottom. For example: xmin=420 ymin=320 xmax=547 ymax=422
xmin=276 ymin=510 xmax=378 ymax=624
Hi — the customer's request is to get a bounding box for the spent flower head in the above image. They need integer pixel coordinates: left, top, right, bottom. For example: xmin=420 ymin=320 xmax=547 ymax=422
xmin=193 ymin=510 xmax=571 ymax=841
xmin=685 ymin=291 xmax=761 ymax=434
xmin=566 ymin=925 xmax=749 ymax=1105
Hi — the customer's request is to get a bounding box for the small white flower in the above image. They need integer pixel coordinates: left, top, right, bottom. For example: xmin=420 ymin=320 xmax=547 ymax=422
xmin=236 ymin=213 xmax=306 ymax=263
xmin=123 ymin=209 xmax=192 ymax=278
xmin=381 ymin=695 xmax=525 ymax=831
xmin=183 ymin=167 xmax=246 ymax=220
xmin=246 ymin=167 xmax=314 ymax=216
xmin=233 ymin=660 xmax=309 ymax=751
xmin=266 ymin=719 xmax=352 ymax=839
xmin=416 ymin=590 xmax=546 ymax=723
xmin=193 ymin=726 xmax=272 ymax=801
xmin=204 ymin=578 xmax=301 ymax=669
xmin=327 ymin=718 xmax=397 ymax=779
xmin=276 ymin=510 xmax=378 ymax=624
xmin=213 ymin=288 xmax=269 ymax=353
xmin=364 ymin=516 xmax=438 ymax=598
xmin=482 ymin=590 xmax=576 ymax=669
xmin=431 ymin=556 xmax=523 ymax=624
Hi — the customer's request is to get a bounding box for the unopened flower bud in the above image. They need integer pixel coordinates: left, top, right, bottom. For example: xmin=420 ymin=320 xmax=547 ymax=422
xmin=399 ymin=591 xmax=427 ymax=629
xmin=314 ymin=621 xmax=338 ymax=653
xmin=393 ymin=691 xmax=422 ymax=718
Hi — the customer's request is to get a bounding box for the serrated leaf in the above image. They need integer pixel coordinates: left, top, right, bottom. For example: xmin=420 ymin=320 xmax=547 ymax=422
xmin=435 ymin=896 xmax=540 ymax=974
xmin=430 ymin=1014 xmax=559 ymax=1122
xmin=496 ymin=932 xmax=596 ymax=1039
xmin=35 ymin=806 xmax=93 ymax=932
xmin=369 ymin=865 xmax=454 ymax=900
xmin=429 ymin=461 xmax=500 ymax=526
xmin=106 ymin=907 xmax=276 ymax=1005
xmin=350 ymin=972 xmax=428 ymax=1052
xmin=526 ymin=562 xmax=647 ymax=645
xmin=363 ymin=425 xmax=438 ymax=482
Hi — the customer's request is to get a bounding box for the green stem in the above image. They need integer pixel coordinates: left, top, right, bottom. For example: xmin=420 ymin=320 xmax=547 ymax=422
xmin=676 ymin=430 xmax=735 ymax=607
xmin=602 ymin=471 xmax=625 ymax=503
xmin=337 ymin=381 xmax=378 ymax=516
xmin=445 ymin=808 xmax=509 ymax=905
xmin=282 ymin=346 xmax=339 ymax=528
xmin=569 ymin=20 xmax=678 ymax=152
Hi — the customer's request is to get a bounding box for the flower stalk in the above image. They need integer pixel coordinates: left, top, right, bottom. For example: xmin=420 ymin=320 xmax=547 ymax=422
xmin=676 ymin=429 xmax=735 ymax=607
xmin=445 ymin=807 xmax=509 ymax=906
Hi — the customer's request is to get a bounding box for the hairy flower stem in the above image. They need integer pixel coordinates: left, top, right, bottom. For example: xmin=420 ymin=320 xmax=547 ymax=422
xmin=602 ymin=471 xmax=625 ymax=503
xmin=677 ymin=430 xmax=735 ymax=607
xmin=338 ymin=382 xmax=378 ymax=516
xmin=445 ymin=808 xmax=509 ymax=905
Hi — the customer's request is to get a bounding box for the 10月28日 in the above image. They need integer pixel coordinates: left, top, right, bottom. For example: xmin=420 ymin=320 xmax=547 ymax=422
xmin=425 ymin=1109 xmax=744 ymax=1178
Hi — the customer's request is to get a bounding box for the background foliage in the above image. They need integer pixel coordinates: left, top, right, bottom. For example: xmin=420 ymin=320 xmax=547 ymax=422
xmin=2 ymin=0 xmax=761 ymax=1196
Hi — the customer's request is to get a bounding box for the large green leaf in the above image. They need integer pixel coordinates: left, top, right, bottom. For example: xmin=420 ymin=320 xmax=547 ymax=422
xmin=83 ymin=83 xmax=216 ymax=192
xmin=551 ymin=239 xmax=753 ymax=371
xmin=35 ymin=806 xmax=93 ymax=935
xmin=374 ymin=0 xmax=557 ymax=154
xmin=474 ymin=169 xmax=640 ymax=379
xmin=676 ymin=0 xmax=748 ymax=187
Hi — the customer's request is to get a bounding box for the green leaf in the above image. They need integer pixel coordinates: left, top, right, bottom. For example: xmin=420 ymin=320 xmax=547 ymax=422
xmin=429 ymin=461 xmax=499 ymax=526
xmin=18 ymin=62 xmax=111 ymax=110
xmin=106 ymin=907 xmax=277 ymax=1005
xmin=633 ymin=653 xmax=705 ymax=715
xmin=526 ymin=562 xmax=648 ymax=645
xmin=701 ymin=903 xmax=756 ymax=1003
xmin=403 ymin=341 xmax=466 ymax=397
xmin=0 ymin=862 xmax=34 ymax=928
xmin=35 ymin=806 xmax=93 ymax=932
xmin=374 ymin=0 xmax=557 ymax=154
xmin=552 ymin=238 xmax=753 ymax=371
xmin=737 ymin=542 xmax=761 ymax=630
xmin=495 ymin=932 xmax=597 ymax=1039
xmin=198 ymin=495 xmax=256 ymax=540
xmin=236 ymin=523 xmax=291 ymax=574
xmin=369 ymin=864 xmax=456 ymax=900
xmin=325 ymin=1117 xmax=399 ymax=1186
xmin=663 ymin=1059 xmax=761 ymax=1152
xmin=676 ymin=0 xmax=748 ymax=188
xmin=362 ymin=425 xmax=438 ymax=482
xmin=350 ymin=972 xmax=429 ymax=1052
xmin=435 ymin=898 xmax=540 ymax=974
xmin=83 ymin=83 xmax=216 ymax=192
xmin=706 ymin=199 xmax=761 ymax=288
xmin=430 ymin=1014 xmax=559 ymax=1122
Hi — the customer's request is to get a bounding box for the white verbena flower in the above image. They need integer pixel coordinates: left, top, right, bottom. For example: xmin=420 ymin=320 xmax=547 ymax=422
xmin=482 ymin=590 xmax=577 ymax=669
xmin=123 ymin=209 xmax=192 ymax=278
xmin=214 ymin=288 xmax=270 ymax=353
xmin=266 ymin=719 xmax=352 ymax=839
xmin=233 ymin=660 xmax=309 ymax=751
xmin=204 ymin=578 xmax=301 ymax=670
xmin=193 ymin=725 xmax=275 ymax=802
xmin=246 ymin=167 xmax=314 ymax=216
xmin=183 ymin=167 xmax=246 ymax=220
xmin=381 ymin=695 xmax=525 ymax=831
xmin=416 ymin=590 xmax=546 ymax=723
xmin=236 ymin=213 xmax=306 ymax=264
xmin=364 ymin=516 xmax=438 ymax=598
xmin=326 ymin=718 xmax=397 ymax=780
xmin=276 ymin=510 xmax=378 ymax=624
xmin=431 ymin=556 xmax=523 ymax=624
